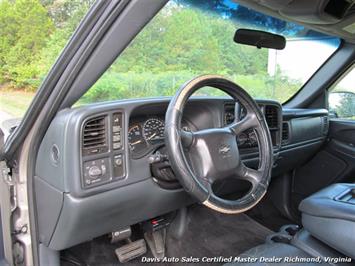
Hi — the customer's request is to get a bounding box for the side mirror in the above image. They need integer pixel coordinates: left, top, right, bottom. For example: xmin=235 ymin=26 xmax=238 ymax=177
xmin=329 ymin=91 xmax=355 ymax=119
xmin=234 ymin=29 xmax=286 ymax=50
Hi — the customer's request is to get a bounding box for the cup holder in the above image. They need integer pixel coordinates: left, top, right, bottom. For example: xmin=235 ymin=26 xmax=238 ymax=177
xmin=266 ymin=233 xmax=292 ymax=244
xmin=266 ymin=224 xmax=301 ymax=244
xmin=279 ymin=224 xmax=300 ymax=236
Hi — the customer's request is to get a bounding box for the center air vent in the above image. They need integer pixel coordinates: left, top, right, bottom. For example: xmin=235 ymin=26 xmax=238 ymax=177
xmin=264 ymin=105 xmax=279 ymax=129
xmin=224 ymin=104 xmax=235 ymax=125
xmin=282 ymin=122 xmax=290 ymax=144
xmin=82 ymin=115 xmax=108 ymax=156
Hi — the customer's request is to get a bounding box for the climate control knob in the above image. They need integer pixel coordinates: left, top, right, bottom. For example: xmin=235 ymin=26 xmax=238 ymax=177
xmin=88 ymin=165 xmax=102 ymax=177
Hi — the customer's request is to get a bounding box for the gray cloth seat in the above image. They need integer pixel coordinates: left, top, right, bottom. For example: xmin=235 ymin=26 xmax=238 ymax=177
xmin=225 ymin=183 xmax=355 ymax=266
xmin=225 ymin=241 xmax=327 ymax=266
xmin=225 ymin=184 xmax=355 ymax=265
xmin=225 ymin=226 xmax=352 ymax=266
xmin=224 ymin=232 xmax=354 ymax=266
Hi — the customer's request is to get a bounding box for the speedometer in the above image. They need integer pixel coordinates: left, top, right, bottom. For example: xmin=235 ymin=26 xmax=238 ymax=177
xmin=143 ymin=118 xmax=165 ymax=144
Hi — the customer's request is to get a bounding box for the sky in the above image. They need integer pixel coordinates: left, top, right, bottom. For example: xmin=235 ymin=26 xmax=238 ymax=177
xmin=268 ymin=38 xmax=353 ymax=91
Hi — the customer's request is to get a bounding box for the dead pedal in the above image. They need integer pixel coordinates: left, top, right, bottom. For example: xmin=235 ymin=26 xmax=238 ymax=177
xmin=115 ymin=239 xmax=147 ymax=263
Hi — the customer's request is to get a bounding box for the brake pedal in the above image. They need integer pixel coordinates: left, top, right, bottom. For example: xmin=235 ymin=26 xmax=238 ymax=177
xmin=115 ymin=239 xmax=147 ymax=263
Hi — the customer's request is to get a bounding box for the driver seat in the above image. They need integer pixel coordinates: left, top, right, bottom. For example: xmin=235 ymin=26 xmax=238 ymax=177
xmin=226 ymin=184 xmax=355 ymax=266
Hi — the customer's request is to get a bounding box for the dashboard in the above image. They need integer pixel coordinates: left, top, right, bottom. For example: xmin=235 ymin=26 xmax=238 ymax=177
xmin=126 ymin=100 xmax=282 ymax=159
xmin=34 ymin=97 xmax=329 ymax=251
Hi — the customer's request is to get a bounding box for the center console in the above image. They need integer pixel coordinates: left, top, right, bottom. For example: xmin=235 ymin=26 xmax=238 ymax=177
xmin=299 ymin=183 xmax=355 ymax=259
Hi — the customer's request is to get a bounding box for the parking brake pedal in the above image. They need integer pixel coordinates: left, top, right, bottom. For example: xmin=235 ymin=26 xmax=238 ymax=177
xmin=115 ymin=239 xmax=147 ymax=263
xmin=111 ymin=228 xmax=132 ymax=243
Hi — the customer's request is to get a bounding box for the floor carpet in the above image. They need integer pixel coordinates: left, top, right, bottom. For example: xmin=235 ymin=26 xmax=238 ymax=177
xmin=61 ymin=204 xmax=273 ymax=266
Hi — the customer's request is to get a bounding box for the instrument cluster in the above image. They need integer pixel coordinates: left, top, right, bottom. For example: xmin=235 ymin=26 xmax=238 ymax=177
xmin=128 ymin=116 xmax=193 ymax=158
xmin=224 ymin=107 xmax=259 ymax=149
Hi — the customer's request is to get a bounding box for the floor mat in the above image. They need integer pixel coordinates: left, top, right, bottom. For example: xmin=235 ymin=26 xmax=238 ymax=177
xmin=246 ymin=192 xmax=297 ymax=232
xmin=61 ymin=204 xmax=273 ymax=266
xmin=166 ymin=204 xmax=273 ymax=260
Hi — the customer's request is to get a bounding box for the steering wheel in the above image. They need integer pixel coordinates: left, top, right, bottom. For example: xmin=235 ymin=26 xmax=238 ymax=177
xmin=165 ymin=75 xmax=273 ymax=214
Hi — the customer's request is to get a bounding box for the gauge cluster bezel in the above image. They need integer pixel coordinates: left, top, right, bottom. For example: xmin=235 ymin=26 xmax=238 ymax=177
xmin=128 ymin=115 xmax=194 ymax=159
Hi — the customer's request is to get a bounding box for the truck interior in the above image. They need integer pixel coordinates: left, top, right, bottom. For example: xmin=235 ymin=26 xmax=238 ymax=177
xmin=0 ymin=0 xmax=354 ymax=265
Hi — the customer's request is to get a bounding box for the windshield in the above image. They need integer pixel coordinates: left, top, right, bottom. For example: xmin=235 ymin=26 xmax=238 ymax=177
xmin=80 ymin=0 xmax=340 ymax=105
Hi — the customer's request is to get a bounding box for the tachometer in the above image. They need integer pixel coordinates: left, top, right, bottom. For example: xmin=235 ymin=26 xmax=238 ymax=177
xmin=143 ymin=118 xmax=165 ymax=144
xmin=128 ymin=125 xmax=148 ymax=153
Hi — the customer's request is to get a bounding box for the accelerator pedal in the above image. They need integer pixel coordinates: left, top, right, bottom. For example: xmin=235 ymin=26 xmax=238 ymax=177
xmin=144 ymin=228 xmax=166 ymax=259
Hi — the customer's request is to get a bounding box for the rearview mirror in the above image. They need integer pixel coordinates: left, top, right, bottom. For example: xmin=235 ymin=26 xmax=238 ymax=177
xmin=234 ymin=29 xmax=286 ymax=50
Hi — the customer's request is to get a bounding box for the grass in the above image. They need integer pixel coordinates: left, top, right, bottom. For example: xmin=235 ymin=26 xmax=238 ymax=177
xmin=0 ymin=88 xmax=35 ymax=117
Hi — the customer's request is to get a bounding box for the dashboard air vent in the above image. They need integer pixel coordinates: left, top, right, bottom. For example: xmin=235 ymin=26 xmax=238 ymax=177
xmin=264 ymin=105 xmax=279 ymax=129
xmin=82 ymin=116 xmax=108 ymax=155
xmin=224 ymin=104 xmax=235 ymax=125
xmin=282 ymin=122 xmax=289 ymax=144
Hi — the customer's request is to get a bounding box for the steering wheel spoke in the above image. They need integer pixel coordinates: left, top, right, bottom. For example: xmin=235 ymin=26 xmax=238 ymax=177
xmin=236 ymin=163 xmax=263 ymax=187
xmin=199 ymin=176 xmax=213 ymax=193
xmin=180 ymin=129 xmax=194 ymax=149
xmin=228 ymin=112 xmax=259 ymax=136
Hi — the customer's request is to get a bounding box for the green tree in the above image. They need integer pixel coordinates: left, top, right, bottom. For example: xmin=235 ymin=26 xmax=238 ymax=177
xmin=336 ymin=93 xmax=355 ymax=118
xmin=0 ymin=0 xmax=54 ymax=89
xmin=37 ymin=0 xmax=94 ymax=78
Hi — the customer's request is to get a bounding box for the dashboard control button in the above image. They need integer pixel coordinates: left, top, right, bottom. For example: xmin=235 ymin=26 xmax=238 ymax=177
xmin=88 ymin=165 xmax=102 ymax=177
xmin=113 ymin=142 xmax=121 ymax=150
xmin=101 ymin=164 xmax=106 ymax=175
xmin=114 ymin=155 xmax=123 ymax=166
xmin=113 ymin=134 xmax=121 ymax=142
xmin=113 ymin=154 xmax=125 ymax=178
xmin=113 ymin=113 xmax=122 ymax=125
xmin=113 ymin=126 xmax=121 ymax=133
xmin=83 ymin=158 xmax=110 ymax=188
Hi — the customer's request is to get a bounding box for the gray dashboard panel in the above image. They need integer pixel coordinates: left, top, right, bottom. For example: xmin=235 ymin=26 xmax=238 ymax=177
xmin=34 ymin=176 xmax=64 ymax=247
xmin=49 ymin=178 xmax=193 ymax=250
xmin=35 ymin=98 xmax=228 ymax=250
xmin=34 ymin=97 xmax=328 ymax=250
xmin=36 ymin=98 xmax=230 ymax=198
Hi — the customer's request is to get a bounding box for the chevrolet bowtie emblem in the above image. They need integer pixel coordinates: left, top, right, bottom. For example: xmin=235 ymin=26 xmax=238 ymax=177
xmin=219 ymin=144 xmax=231 ymax=155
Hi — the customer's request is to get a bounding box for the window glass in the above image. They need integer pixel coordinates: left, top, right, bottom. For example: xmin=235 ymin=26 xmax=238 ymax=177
xmin=0 ymin=0 xmax=94 ymax=118
xmin=329 ymin=67 xmax=355 ymax=120
xmin=79 ymin=0 xmax=340 ymax=105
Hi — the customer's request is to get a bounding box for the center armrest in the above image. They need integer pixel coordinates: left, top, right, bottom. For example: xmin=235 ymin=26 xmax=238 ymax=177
xmin=299 ymin=183 xmax=355 ymax=222
xmin=299 ymin=183 xmax=355 ymax=259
